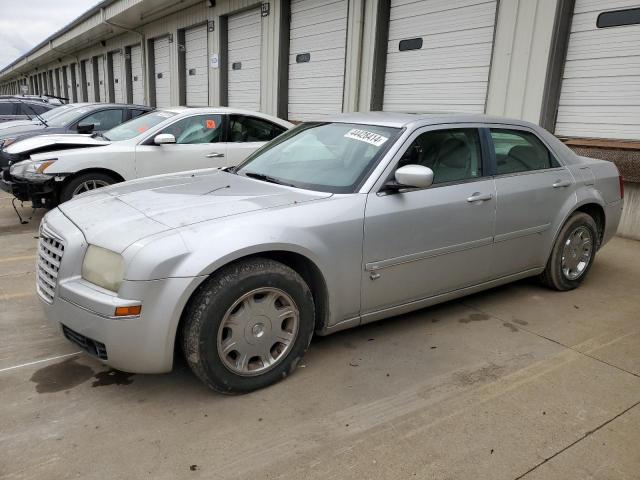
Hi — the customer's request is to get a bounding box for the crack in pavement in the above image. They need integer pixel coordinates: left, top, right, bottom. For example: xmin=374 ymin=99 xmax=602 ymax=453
xmin=513 ymin=400 xmax=640 ymax=479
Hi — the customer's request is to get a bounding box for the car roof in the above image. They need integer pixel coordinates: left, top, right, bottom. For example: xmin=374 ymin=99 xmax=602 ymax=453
xmin=325 ymin=112 xmax=543 ymax=130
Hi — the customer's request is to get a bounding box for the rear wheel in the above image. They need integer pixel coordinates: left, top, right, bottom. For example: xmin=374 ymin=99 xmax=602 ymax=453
xmin=59 ymin=172 xmax=118 ymax=203
xmin=540 ymin=212 xmax=599 ymax=291
xmin=182 ymin=258 xmax=315 ymax=394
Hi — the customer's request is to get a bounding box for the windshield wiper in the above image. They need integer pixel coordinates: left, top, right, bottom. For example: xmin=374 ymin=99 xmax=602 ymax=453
xmin=243 ymin=171 xmax=295 ymax=187
xmin=17 ymin=99 xmax=48 ymax=126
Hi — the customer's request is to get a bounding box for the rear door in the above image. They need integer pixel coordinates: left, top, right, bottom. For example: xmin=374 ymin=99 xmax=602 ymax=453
xmin=224 ymin=115 xmax=288 ymax=166
xmin=134 ymin=113 xmax=227 ymax=177
xmin=489 ymin=127 xmax=576 ymax=277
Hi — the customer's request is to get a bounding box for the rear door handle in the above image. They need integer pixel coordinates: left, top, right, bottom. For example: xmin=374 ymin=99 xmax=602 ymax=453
xmin=552 ymin=180 xmax=571 ymax=188
xmin=466 ymin=192 xmax=492 ymax=203
xmin=206 ymin=152 xmax=225 ymax=158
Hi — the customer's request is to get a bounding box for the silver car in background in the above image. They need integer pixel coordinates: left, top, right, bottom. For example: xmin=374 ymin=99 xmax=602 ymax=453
xmin=37 ymin=113 xmax=623 ymax=393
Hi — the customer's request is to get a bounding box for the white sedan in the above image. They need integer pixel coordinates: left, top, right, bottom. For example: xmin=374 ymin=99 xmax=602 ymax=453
xmin=4 ymin=107 xmax=293 ymax=207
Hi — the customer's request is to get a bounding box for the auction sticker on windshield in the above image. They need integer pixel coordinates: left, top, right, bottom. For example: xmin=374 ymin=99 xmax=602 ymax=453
xmin=344 ymin=129 xmax=388 ymax=147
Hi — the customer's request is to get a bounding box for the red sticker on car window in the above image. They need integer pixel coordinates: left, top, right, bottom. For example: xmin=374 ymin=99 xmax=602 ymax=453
xmin=206 ymin=119 xmax=216 ymax=129
xmin=137 ymin=125 xmax=148 ymax=133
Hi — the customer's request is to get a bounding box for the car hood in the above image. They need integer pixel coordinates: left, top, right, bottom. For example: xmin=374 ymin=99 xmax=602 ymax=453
xmin=58 ymin=170 xmax=332 ymax=252
xmin=5 ymin=134 xmax=109 ymax=155
xmin=0 ymin=124 xmax=47 ymax=139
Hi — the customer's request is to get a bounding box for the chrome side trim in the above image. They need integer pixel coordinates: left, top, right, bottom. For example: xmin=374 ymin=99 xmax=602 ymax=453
xmin=494 ymin=223 xmax=551 ymax=243
xmin=365 ymin=236 xmax=493 ymax=271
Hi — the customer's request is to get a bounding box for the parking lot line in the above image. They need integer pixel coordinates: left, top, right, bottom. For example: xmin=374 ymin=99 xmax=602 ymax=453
xmin=0 ymin=352 xmax=82 ymax=373
xmin=0 ymin=255 xmax=36 ymax=263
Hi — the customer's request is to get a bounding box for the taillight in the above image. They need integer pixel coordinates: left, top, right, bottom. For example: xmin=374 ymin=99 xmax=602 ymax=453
xmin=619 ymin=175 xmax=624 ymax=199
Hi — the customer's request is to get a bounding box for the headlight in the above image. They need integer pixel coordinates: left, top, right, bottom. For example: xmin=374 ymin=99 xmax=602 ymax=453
xmin=81 ymin=245 xmax=125 ymax=292
xmin=1 ymin=137 xmax=16 ymax=149
xmin=10 ymin=159 xmax=56 ymax=180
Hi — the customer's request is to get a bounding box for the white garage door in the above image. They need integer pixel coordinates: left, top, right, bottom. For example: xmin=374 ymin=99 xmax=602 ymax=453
xmin=227 ymin=8 xmax=262 ymax=111
xmin=185 ymin=24 xmax=209 ymax=106
xmin=111 ymin=52 xmax=124 ymax=103
xmin=556 ymin=0 xmax=640 ymax=140
xmin=85 ymin=61 xmax=95 ymax=102
xmin=383 ymin=0 xmax=497 ymax=113
xmin=130 ymin=45 xmax=145 ymax=105
xmin=154 ymin=36 xmax=172 ymax=108
xmin=288 ymin=0 xmax=348 ymax=121
xmin=76 ymin=63 xmax=83 ymax=101
xmin=97 ymin=56 xmax=107 ymax=102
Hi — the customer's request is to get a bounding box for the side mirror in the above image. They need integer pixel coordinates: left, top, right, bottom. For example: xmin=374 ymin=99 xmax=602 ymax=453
xmin=389 ymin=164 xmax=434 ymax=190
xmin=77 ymin=122 xmax=95 ymax=134
xmin=154 ymin=133 xmax=176 ymax=145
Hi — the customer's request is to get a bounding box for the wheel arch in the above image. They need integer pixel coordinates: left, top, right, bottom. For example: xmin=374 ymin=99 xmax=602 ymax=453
xmin=173 ymin=249 xmax=331 ymax=362
xmin=56 ymin=168 xmax=125 ymax=201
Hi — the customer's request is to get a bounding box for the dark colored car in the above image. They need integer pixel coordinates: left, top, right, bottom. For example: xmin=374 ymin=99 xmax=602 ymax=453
xmin=0 ymin=96 xmax=60 ymax=123
xmin=0 ymin=103 xmax=152 ymax=168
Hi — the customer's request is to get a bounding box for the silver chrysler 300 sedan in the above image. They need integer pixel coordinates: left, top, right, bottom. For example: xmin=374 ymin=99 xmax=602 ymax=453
xmin=38 ymin=113 xmax=623 ymax=393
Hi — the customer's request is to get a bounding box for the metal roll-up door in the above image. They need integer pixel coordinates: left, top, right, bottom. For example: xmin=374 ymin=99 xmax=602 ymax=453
xmin=556 ymin=1 xmax=640 ymax=140
xmin=383 ymin=0 xmax=497 ymax=113
xmin=185 ymin=24 xmax=209 ymax=106
xmin=62 ymin=66 xmax=69 ymax=99
xmin=111 ymin=51 xmax=124 ymax=103
xmin=76 ymin=63 xmax=83 ymax=101
xmin=288 ymin=0 xmax=348 ymax=121
xmin=227 ymin=8 xmax=262 ymax=111
xmin=154 ymin=36 xmax=172 ymax=108
xmin=85 ymin=60 xmax=95 ymax=102
xmin=130 ymin=45 xmax=145 ymax=105
xmin=97 ymin=55 xmax=107 ymax=102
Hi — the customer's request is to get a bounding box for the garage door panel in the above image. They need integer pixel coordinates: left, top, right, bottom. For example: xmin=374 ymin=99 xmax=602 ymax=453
xmin=185 ymin=24 xmax=208 ymax=107
xmin=130 ymin=45 xmax=144 ymax=105
xmin=288 ymin=0 xmax=347 ymax=121
xmin=383 ymin=0 xmax=496 ymax=113
xmin=154 ymin=37 xmax=172 ymax=108
xmin=227 ymin=8 xmax=261 ymax=111
xmin=556 ymin=0 xmax=640 ymax=140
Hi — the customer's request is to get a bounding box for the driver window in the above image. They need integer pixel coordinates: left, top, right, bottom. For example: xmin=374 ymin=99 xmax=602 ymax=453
xmin=159 ymin=114 xmax=223 ymax=144
xmin=491 ymin=129 xmax=558 ymax=175
xmin=398 ymin=128 xmax=482 ymax=184
xmin=79 ymin=109 xmax=124 ymax=131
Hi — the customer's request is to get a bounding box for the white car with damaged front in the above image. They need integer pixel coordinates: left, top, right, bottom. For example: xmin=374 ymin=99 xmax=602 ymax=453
xmin=5 ymin=107 xmax=292 ymax=207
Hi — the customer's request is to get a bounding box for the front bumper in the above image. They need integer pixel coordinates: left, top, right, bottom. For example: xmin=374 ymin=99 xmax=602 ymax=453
xmin=1 ymin=167 xmax=57 ymax=207
xmin=38 ymin=208 xmax=204 ymax=373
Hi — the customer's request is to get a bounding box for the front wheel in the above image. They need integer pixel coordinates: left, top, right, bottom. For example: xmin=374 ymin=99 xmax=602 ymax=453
xmin=540 ymin=212 xmax=599 ymax=291
xmin=59 ymin=172 xmax=118 ymax=204
xmin=182 ymin=258 xmax=315 ymax=394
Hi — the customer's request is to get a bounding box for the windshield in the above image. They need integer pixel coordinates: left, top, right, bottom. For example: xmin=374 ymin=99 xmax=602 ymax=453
xmin=236 ymin=122 xmax=400 ymax=193
xmin=104 ymin=111 xmax=177 ymax=141
xmin=47 ymin=105 xmax=96 ymax=127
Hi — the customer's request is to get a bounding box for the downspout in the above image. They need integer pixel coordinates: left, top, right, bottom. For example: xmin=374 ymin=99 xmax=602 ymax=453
xmin=102 ymin=8 xmax=148 ymax=105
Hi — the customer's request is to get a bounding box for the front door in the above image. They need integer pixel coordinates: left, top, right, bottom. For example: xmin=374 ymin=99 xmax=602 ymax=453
xmin=134 ymin=113 xmax=227 ymax=178
xmin=362 ymin=127 xmax=496 ymax=316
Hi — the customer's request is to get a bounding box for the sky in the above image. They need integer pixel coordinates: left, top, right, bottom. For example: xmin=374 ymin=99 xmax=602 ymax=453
xmin=0 ymin=0 xmax=101 ymax=70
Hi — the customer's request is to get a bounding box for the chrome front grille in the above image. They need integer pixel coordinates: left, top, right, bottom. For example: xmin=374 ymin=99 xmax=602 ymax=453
xmin=36 ymin=228 xmax=65 ymax=303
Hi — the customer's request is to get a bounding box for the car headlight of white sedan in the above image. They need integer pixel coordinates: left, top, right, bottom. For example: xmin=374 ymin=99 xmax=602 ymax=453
xmin=10 ymin=159 xmax=57 ymax=182
xmin=81 ymin=245 xmax=125 ymax=292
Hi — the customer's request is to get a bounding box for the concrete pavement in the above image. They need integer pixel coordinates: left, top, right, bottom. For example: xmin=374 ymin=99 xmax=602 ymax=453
xmin=1 ymin=191 xmax=639 ymax=479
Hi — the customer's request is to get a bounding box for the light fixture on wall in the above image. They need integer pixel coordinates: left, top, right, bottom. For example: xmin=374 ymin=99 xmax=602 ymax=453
xmin=208 ymin=0 xmax=215 ymax=7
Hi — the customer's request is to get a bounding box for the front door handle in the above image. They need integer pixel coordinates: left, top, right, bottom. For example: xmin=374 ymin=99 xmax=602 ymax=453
xmin=552 ymin=180 xmax=571 ymax=188
xmin=206 ymin=152 xmax=225 ymax=158
xmin=466 ymin=192 xmax=492 ymax=203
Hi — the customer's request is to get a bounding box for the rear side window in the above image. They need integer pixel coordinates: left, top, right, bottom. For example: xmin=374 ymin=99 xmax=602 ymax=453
xmin=228 ymin=115 xmax=287 ymax=142
xmin=491 ymin=129 xmax=559 ymax=175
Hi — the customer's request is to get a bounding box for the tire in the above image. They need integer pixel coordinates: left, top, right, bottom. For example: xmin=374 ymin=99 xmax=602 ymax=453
xmin=59 ymin=172 xmax=118 ymax=204
xmin=182 ymin=258 xmax=315 ymax=394
xmin=540 ymin=212 xmax=599 ymax=291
